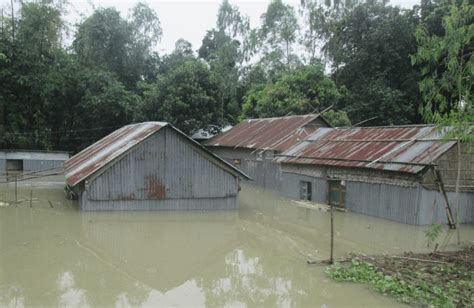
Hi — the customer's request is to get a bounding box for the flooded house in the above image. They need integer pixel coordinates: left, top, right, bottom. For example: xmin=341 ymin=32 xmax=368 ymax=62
xmin=205 ymin=114 xmax=330 ymax=189
xmin=64 ymin=122 xmax=249 ymax=211
xmin=0 ymin=149 xmax=69 ymax=174
xmin=276 ymin=125 xmax=474 ymax=225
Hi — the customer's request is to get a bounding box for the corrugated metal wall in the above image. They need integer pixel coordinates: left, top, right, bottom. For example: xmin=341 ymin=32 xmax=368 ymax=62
xmin=240 ymin=160 xmax=282 ymax=192
xmin=345 ymin=182 xmax=421 ymax=225
xmin=418 ymin=188 xmax=474 ymax=224
xmin=0 ymin=159 xmax=5 ymax=173
xmin=82 ymin=127 xmax=239 ymax=210
xmin=23 ymin=160 xmax=64 ymax=172
xmin=281 ymin=172 xmax=327 ymax=204
xmin=80 ymin=195 xmax=237 ymax=211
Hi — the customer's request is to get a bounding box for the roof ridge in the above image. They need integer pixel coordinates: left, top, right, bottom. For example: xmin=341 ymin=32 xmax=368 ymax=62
xmin=243 ymin=114 xmax=319 ymax=121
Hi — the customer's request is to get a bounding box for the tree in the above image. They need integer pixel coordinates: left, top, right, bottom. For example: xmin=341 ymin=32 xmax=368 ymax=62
xmin=241 ymin=64 xmax=340 ymax=119
xmin=73 ymin=3 xmax=161 ymax=89
xmin=412 ymin=0 xmax=473 ymax=232
xmin=259 ymin=0 xmax=300 ymax=72
xmin=199 ymin=0 xmax=251 ymax=124
xmin=412 ymin=0 xmax=473 ymax=132
xmin=139 ymin=48 xmax=224 ymax=135
xmin=325 ymin=3 xmax=422 ymax=125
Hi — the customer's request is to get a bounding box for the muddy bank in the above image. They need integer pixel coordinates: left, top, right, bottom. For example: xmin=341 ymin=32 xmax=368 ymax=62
xmin=326 ymin=246 xmax=474 ymax=307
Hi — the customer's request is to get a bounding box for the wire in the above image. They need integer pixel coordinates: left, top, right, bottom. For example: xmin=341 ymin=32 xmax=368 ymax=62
xmin=0 ymin=125 xmax=122 ymax=136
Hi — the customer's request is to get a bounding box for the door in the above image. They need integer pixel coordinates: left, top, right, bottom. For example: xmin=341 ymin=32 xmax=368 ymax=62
xmin=328 ymin=180 xmax=346 ymax=208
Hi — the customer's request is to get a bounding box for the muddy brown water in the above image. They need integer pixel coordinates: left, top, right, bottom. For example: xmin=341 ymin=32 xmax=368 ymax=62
xmin=1 ymin=179 xmax=473 ymax=307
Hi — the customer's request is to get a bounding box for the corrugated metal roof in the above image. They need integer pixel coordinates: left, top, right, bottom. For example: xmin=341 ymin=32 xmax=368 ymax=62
xmin=276 ymin=125 xmax=457 ymax=174
xmin=205 ymin=114 xmax=327 ymax=152
xmin=65 ymin=122 xmax=250 ymax=187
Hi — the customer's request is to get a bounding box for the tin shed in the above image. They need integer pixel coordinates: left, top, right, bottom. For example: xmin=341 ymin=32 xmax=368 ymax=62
xmin=64 ymin=122 xmax=250 ymax=211
xmin=205 ymin=114 xmax=330 ymax=190
xmin=276 ymin=125 xmax=474 ymax=225
xmin=0 ymin=150 xmax=69 ymax=174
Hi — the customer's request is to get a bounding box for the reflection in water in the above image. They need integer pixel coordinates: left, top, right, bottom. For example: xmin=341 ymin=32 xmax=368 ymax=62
xmin=57 ymin=271 xmax=89 ymax=308
xmin=0 ymin=183 xmax=472 ymax=307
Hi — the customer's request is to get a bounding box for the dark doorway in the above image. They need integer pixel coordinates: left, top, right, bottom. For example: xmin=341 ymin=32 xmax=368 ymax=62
xmin=6 ymin=159 xmax=23 ymax=172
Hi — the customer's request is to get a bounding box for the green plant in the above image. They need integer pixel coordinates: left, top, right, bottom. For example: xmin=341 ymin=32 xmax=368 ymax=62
xmin=425 ymin=224 xmax=443 ymax=249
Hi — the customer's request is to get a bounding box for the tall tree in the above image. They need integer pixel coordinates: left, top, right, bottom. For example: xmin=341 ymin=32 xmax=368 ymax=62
xmin=325 ymin=3 xmax=422 ymax=125
xmin=412 ymin=0 xmax=473 ymax=234
xmin=259 ymin=0 xmax=300 ymax=72
xmin=199 ymin=0 xmax=251 ymax=124
xmin=139 ymin=43 xmax=224 ymax=135
xmin=73 ymin=3 xmax=161 ymax=89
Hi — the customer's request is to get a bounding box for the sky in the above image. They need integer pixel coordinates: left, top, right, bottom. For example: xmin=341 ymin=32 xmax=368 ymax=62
xmin=1 ymin=0 xmax=420 ymax=53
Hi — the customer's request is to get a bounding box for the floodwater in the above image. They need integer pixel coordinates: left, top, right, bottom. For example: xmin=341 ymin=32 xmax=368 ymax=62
xmin=1 ymin=180 xmax=473 ymax=307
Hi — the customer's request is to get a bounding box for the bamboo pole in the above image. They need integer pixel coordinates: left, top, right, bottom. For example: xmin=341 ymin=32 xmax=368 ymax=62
xmin=14 ymin=174 xmax=17 ymax=205
xmin=330 ymin=203 xmax=334 ymax=264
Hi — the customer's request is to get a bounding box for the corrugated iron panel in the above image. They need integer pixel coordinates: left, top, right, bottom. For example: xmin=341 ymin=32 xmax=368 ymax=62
xmin=205 ymin=114 xmax=326 ymax=152
xmin=277 ymin=125 xmax=457 ymax=174
xmin=65 ymin=122 xmax=166 ymax=187
xmin=87 ymin=127 xmax=238 ymax=203
xmin=65 ymin=122 xmax=250 ymax=187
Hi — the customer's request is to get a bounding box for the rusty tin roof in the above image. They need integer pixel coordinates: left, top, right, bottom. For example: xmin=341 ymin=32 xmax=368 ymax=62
xmin=205 ymin=114 xmax=328 ymax=152
xmin=276 ymin=125 xmax=457 ymax=174
xmin=65 ymin=122 xmax=250 ymax=187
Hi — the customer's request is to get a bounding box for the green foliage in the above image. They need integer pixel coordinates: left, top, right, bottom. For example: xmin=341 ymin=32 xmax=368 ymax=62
xmin=259 ymin=0 xmax=300 ymax=72
xmin=322 ymin=109 xmax=351 ymax=127
xmin=241 ymin=64 xmax=339 ymax=119
xmin=0 ymin=0 xmax=469 ymax=153
xmin=424 ymin=224 xmax=443 ymax=248
xmin=412 ymin=0 xmax=473 ymax=142
xmin=73 ymin=3 xmax=161 ymax=89
xmin=326 ymin=258 xmax=466 ymax=307
xmin=139 ymin=53 xmax=223 ymax=135
xmin=325 ymin=3 xmax=422 ymax=125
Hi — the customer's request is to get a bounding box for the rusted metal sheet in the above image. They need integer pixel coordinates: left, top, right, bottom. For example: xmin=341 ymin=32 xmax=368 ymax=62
xmin=65 ymin=122 xmax=250 ymax=188
xmin=205 ymin=114 xmax=327 ymax=152
xmin=277 ymin=125 xmax=457 ymax=174
xmin=64 ymin=122 xmax=166 ymax=187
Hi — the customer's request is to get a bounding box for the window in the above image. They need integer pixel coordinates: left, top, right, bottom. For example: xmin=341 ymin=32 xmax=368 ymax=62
xmin=328 ymin=180 xmax=346 ymax=208
xmin=299 ymin=181 xmax=312 ymax=201
xmin=6 ymin=159 xmax=23 ymax=172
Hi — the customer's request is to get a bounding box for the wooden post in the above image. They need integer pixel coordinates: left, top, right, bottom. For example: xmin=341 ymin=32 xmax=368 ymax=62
xmin=330 ymin=203 xmax=334 ymax=264
xmin=30 ymin=190 xmax=33 ymax=208
xmin=14 ymin=174 xmax=17 ymax=205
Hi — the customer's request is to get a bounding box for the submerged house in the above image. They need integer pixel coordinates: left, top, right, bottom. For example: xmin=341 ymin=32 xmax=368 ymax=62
xmin=205 ymin=114 xmax=330 ymax=188
xmin=64 ymin=122 xmax=249 ymax=211
xmin=0 ymin=150 xmax=69 ymax=174
xmin=276 ymin=125 xmax=474 ymax=225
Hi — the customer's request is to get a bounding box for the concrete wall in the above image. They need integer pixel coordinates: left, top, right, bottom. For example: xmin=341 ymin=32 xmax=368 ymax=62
xmin=80 ymin=126 xmax=239 ymax=210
